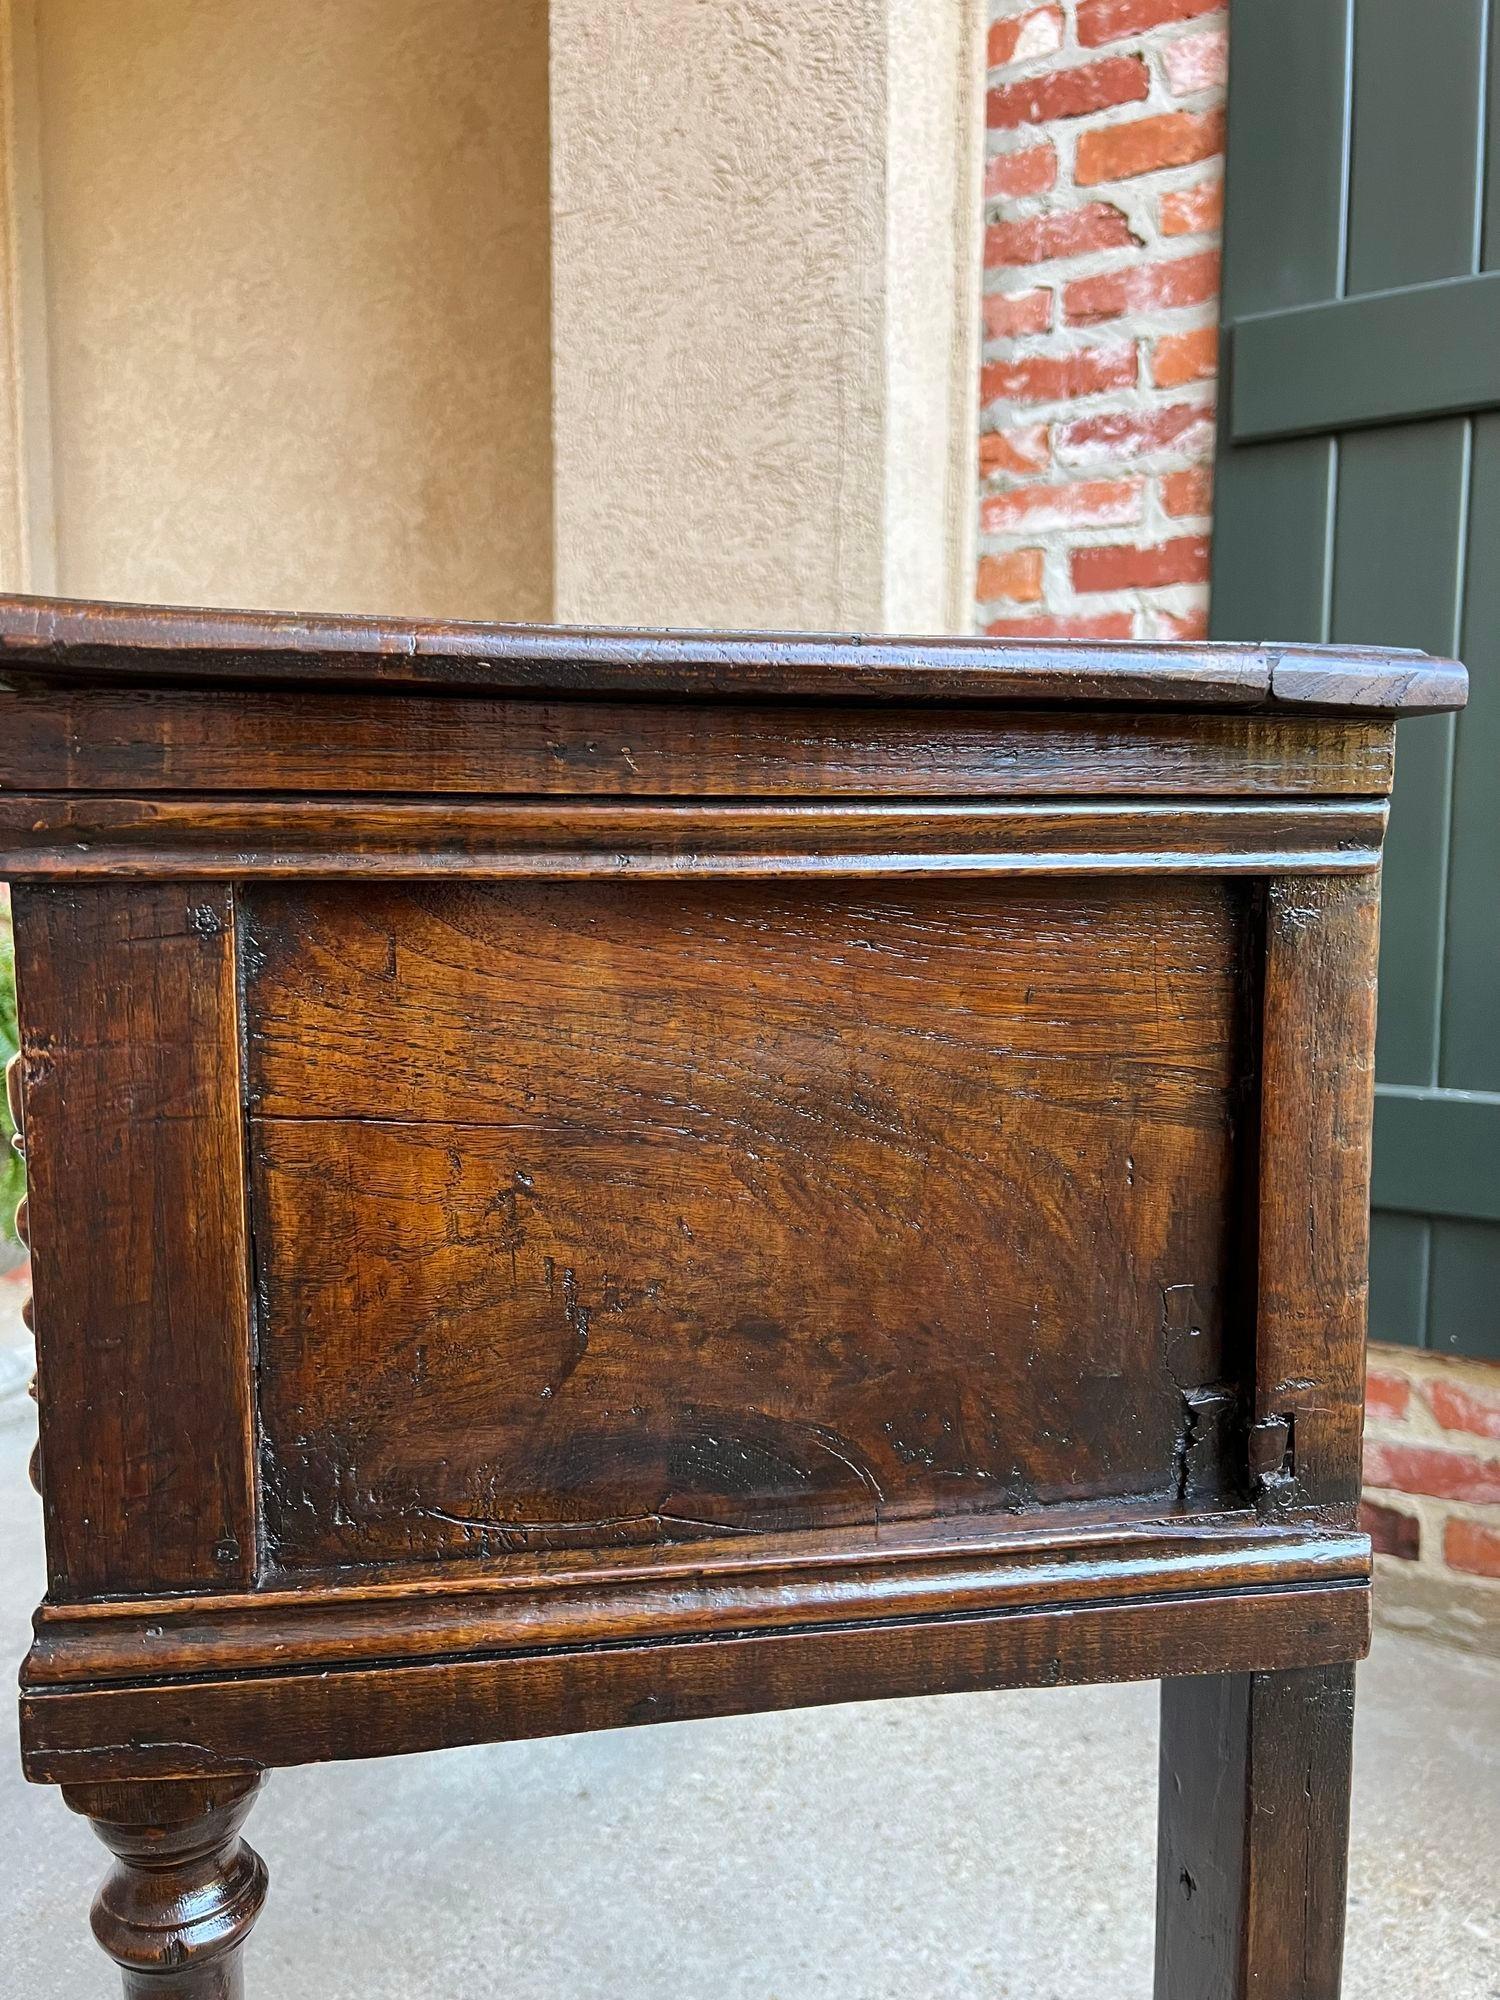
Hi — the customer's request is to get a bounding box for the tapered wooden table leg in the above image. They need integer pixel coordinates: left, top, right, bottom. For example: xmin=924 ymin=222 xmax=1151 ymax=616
xmin=1155 ymin=1664 xmax=1356 ymax=1999
xmin=60 ymin=1775 xmax=268 ymax=2000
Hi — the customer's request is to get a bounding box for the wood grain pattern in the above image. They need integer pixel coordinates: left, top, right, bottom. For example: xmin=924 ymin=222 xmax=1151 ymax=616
xmin=11 ymin=884 xmax=257 ymax=1598
xmin=4 ymin=596 xmax=1443 ymax=1989
xmin=0 ymin=794 xmax=1388 ymax=879
xmin=244 ymin=879 xmax=1255 ymax=1568
xmin=1252 ymin=876 xmax=1381 ymax=1520
xmin=0 ymin=590 xmax=1467 ymax=707
xmin=24 ymin=1517 xmax=1370 ymax=1686
xmin=62 ymin=1775 xmax=268 ymax=2000
xmin=21 ymin=1581 xmax=1370 ymax=1787
xmin=0 ymin=688 xmax=1398 ymax=798
xmin=1156 ymin=1664 xmax=1357 ymax=1999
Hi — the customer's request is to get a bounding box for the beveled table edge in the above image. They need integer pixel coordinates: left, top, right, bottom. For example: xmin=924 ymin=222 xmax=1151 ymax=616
xmin=0 ymin=590 xmax=1467 ymax=712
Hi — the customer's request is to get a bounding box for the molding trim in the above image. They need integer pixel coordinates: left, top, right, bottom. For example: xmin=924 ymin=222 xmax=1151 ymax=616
xmin=25 ymin=1514 xmax=1373 ymax=1690
xmin=21 ymin=1571 xmax=1372 ymax=1783
xmin=0 ymin=794 xmax=1389 ymax=879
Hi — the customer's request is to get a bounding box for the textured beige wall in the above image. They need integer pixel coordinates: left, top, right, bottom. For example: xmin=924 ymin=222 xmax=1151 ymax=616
xmin=0 ymin=2 xmax=51 ymax=593
xmin=0 ymin=12 xmax=21 ymax=591
xmin=0 ymin=16 xmax=23 ymax=592
xmin=550 ymin=0 xmax=887 ymax=631
xmin=23 ymin=0 xmax=553 ymax=620
xmin=1 ymin=1 xmax=979 ymax=633
xmin=886 ymin=0 xmax=984 ymax=634
xmin=550 ymin=0 xmax=981 ymax=632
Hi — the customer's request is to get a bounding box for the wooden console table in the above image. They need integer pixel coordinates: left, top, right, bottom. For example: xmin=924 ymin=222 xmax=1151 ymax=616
xmin=0 ymin=596 xmax=1465 ymax=1997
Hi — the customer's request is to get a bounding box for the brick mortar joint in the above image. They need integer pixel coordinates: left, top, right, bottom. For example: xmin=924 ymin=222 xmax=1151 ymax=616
xmin=1365 ymin=1409 xmax=1500 ymax=1451
xmin=978 ymin=0 xmax=1224 ymax=638
xmin=1368 ymin=1342 xmax=1500 ymax=1382
xmin=1361 ymin=1483 xmax=1500 ymax=1580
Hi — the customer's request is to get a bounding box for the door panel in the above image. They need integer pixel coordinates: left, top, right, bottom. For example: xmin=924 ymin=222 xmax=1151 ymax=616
xmin=1443 ymin=415 xmax=1500 ymax=1092
xmin=1328 ymin=420 xmax=1464 ymax=1086
xmin=1213 ymin=0 xmax=1498 ymax=1357
xmin=1345 ymin=0 xmax=1486 ymax=294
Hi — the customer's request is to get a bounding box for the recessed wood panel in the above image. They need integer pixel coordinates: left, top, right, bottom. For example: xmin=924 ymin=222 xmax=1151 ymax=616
xmin=244 ymin=881 xmax=1256 ymax=1569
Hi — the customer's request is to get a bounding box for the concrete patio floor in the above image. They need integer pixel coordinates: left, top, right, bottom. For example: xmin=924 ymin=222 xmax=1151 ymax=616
xmin=2 ymin=1400 xmax=1497 ymax=1999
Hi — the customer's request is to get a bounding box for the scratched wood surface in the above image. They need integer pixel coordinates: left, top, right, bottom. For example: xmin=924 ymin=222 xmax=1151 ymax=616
xmin=25 ymin=1517 xmax=1369 ymax=1688
xmin=21 ymin=1583 xmax=1371 ymax=1787
xmin=1 ymin=595 xmax=1469 ymax=1997
xmin=244 ymin=878 xmax=1256 ymax=1569
xmin=0 ymin=687 xmax=1399 ymax=798
xmin=0 ymin=590 xmax=1466 ymax=708
xmin=11 ymin=884 xmax=257 ymax=1600
xmin=1250 ymin=876 xmax=1380 ymax=1521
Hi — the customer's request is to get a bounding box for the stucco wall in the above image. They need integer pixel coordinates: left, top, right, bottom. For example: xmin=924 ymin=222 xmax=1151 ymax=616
xmin=1 ymin=1 xmax=979 ymax=633
xmin=885 ymin=0 xmax=984 ymax=634
xmin=551 ymin=0 xmax=884 ymax=630
xmin=0 ymin=21 xmax=24 ymax=592
xmin=0 ymin=9 xmax=48 ymax=592
xmin=12 ymin=0 xmax=554 ymax=620
xmin=551 ymin=0 xmax=980 ymax=633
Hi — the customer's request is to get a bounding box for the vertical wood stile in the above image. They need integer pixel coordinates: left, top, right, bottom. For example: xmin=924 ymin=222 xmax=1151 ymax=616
xmin=12 ymin=882 xmax=257 ymax=1596
xmin=1253 ymin=876 xmax=1381 ymax=1519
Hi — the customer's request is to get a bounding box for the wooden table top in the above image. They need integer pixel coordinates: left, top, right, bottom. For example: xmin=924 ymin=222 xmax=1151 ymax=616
xmin=0 ymin=591 xmax=1467 ymax=710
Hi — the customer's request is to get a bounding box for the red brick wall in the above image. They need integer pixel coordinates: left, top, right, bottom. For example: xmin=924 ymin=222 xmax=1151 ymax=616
xmin=978 ymin=0 xmax=1500 ymax=1642
xmin=978 ymin=0 xmax=1224 ymax=639
xmin=1363 ymin=1348 xmax=1500 ymax=1587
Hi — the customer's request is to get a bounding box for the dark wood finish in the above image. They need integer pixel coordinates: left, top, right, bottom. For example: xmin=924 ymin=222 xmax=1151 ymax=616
xmin=1252 ymin=877 xmax=1380 ymax=1519
xmin=62 ymin=1776 xmax=268 ymax=2000
xmin=12 ymin=883 xmax=256 ymax=1598
xmin=25 ymin=1585 xmax=1370 ymax=1789
xmin=24 ymin=1517 xmax=1368 ymax=1686
xmin=0 ymin=689 xmax=1398 ymax=799
xmin=0 ymin=590 xmax=1464 ymax=706
xmin=244 ymin=878 xmax=1251 ymax=1566
xmin=0 ymin=794 xmax=1388 ymax=878
xmin=0 ymin=593 xmax=1463 ymax=1995
xmin=1156 ymin=1665 xmax=1356 ymax=1999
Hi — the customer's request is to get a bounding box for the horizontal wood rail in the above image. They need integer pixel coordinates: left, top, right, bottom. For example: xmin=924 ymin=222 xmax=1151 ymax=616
xmin=1228 ymin=270 xmax=1500 ymax=442
xmin=21 ymin=1579 xmax=1372 ymax=1785
xmin=1372 ymin=1085 xmax=1500 ymax=1223
xmin=0 ymin=794 xmax=1389 ymax=879
xmin=25 ymin=1514 xmax=1372 ymax=1688
xmin=0 ymin=690 xmax=1402 ymax=799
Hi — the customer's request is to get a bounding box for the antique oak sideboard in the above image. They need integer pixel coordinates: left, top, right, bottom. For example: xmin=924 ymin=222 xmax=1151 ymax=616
xmin=0 ymin=595 xmax=1466 ymax=1997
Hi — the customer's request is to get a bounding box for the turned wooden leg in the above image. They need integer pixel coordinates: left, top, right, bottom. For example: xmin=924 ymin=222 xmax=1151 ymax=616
xmin=1155 ymin=1663 xmax=1356 ymax=2000
xmin=60 ymin=1775 xmax=268 ymax=2000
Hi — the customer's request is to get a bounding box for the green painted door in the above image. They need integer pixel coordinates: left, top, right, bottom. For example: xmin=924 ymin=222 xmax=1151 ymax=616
xmin=1213 ymin=0 xmax=1499 ymax=1358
